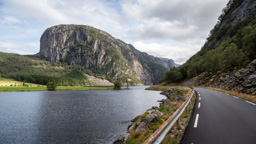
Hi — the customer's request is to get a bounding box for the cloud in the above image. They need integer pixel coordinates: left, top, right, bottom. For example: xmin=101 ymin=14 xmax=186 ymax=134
xmin=129 ymin=18 xmax=198 ymax=41
xmin=122 ymin=0 xmax=229 ymax=41
xmin=0 ymin=41 xmax=39 ymax=54
xmin=133 ymin=40 xmax=203 ymax=64
xmin=0 ymin=0 xmax=230 ymax=64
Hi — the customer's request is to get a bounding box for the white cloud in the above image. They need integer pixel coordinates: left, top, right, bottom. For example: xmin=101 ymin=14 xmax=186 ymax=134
xmin=129 ymin=18 xmax=198 ymax=41
xmin=133 ymin=41 xmax=202 ymax=64
xmin=0 ymin=41 xmax=39 ymax=54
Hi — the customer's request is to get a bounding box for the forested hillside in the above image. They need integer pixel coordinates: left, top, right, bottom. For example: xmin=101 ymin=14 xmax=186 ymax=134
xmin=0 ymin=52 xmax=88 ymax=86
xmin=164 ymin=0 xmax=256 ymax=94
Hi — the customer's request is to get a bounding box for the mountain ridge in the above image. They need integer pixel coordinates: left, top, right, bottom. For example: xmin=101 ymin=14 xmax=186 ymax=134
xmin=38 ymin=24 xmax=177 ymax=84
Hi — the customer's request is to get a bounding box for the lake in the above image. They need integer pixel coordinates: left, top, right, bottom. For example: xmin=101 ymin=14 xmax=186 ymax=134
xmin=0 ymin=86 xmax=165 ymax=144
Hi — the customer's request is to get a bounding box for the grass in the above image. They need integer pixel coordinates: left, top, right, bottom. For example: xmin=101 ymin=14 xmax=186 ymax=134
xmin=0 ymin=78 xmax=40 ymax=87
xmin=56 ymin=86 xmax=113 ymax=90
xmin=161 ymin=92 xmax=196 ymax=144
xmin=145 ymin=85 xmax=174 ymax=91
xmin=0 ymin=86 xmax=47 ymax=92
xmin=0 ymin=86 xmax=113 ymax=92
xmin=0 ymin=77 xmax=114 ymax=92
xmin=199 ymin=86 xmax=256 ymax=103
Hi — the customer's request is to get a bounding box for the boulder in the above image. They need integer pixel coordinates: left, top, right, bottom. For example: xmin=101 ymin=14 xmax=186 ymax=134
xmin=113 ymin=135 xmax=125 ymax=144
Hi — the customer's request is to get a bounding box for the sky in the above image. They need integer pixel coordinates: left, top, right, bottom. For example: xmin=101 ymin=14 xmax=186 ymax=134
xmin=0 ymin=0 xmax=230 ymax=64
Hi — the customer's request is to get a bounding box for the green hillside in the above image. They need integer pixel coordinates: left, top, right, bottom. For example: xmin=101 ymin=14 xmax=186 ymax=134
xmin=0 ymin=52 xmax=88 ymax=86
xmin=164 ymin=0 xmax=256 ymax=84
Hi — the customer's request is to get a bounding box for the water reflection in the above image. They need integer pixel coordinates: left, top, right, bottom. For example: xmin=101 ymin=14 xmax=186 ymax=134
xmin=0 ymin=86 xmax=165 ymax=144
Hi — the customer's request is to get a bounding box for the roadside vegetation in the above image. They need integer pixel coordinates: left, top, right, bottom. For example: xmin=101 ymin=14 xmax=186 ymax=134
xmin=161 ymin=92 xmax=196 ymax=144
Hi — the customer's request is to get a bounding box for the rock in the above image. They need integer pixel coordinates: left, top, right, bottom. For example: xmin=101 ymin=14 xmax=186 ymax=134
xmin=161 ymin=88 xmax=187 ymax=101
xmin=39 ymin=25 xmax=177 ymax=85
xmin=127 ymin=109 xmax=163 ymax=134
xmin=113 ymin=135 xmax=125 ymax=144
xmin=243 ymin=74 xmax=256 ymax=87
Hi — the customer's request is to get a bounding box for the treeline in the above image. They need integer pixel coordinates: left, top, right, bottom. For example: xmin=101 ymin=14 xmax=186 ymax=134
xmin=164 ymin=18 xmax=256 ymax=83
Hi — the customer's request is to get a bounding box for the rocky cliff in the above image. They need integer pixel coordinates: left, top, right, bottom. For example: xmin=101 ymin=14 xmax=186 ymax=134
xmin=39 ymin=25 xmax=176 ymax=84
xmin=204 ymin=0 xmax=256 ymax=50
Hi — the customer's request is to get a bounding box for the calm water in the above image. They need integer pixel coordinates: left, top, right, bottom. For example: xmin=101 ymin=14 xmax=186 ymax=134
xmin=0 ymin=86 xmax=165 ymax=144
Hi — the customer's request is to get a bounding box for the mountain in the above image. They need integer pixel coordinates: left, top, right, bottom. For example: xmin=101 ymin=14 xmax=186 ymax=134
xmin=163 ymin=0 xmax=256 ymax=95
xmin=38 ymin=25 xmax=177 ymax=85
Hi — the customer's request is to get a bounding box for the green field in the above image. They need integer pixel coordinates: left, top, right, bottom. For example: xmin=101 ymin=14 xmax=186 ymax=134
xmin=0 ymin=77 xmax=42 ymax=87
xmin=0 ymin=77 xmax=114 ymax=92
xmin=0 ymin=86 xmax=114 ymax=92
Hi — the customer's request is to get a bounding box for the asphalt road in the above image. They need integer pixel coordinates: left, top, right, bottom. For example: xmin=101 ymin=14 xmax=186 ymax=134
xmin=182 ymin=88 xmax=256 ymax=144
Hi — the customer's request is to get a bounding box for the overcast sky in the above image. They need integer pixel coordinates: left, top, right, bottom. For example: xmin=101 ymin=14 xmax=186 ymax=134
xmin=0 ymin=0 xmax=229 ymax=64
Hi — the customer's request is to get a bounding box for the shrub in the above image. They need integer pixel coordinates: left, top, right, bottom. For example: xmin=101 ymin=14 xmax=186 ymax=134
xmin=47 ymin=81 xmax=57 ymax=91
xmin=114 ymin=81 xmax=121 ymax=90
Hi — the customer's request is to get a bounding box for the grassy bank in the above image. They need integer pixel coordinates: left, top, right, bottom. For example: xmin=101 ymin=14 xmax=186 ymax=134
xmin=199 ymin=87 xmax=256 ymax=103
xmin=145 ymin=85 xmax=174 ymax=91
xmin=56 ymin=86 xmax=113 ymax=91
xmin=0 ymin=86 xmax=113 ymax=92
xmin=0 ymin=86 xmax=47 ymax=92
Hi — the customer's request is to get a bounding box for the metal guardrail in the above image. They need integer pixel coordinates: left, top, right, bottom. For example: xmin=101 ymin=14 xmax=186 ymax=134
xmin=143 ymin=88 xmax=195 ymax=144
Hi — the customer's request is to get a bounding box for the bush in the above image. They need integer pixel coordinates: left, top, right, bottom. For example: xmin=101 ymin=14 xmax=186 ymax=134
xmin=47 ymin=81 xmax=57 ymax=91
xmin=114 ymin=81 xmax=121 ymax=90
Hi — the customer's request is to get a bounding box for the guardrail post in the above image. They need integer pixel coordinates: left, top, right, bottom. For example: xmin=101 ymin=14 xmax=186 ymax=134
xmin=176 ymin=119 xmax=180 ymax=129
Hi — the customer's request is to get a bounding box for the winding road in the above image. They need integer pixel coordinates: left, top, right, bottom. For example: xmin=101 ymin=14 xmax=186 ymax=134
xmin=182 ymin=88 xmax=256 ymax=144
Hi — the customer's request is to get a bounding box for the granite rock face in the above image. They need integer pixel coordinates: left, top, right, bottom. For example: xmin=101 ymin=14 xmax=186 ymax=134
xmin=183 ymin=59 xmax=256 ymax=95
xmin=39 ymin=25 xmax=177 ymax=84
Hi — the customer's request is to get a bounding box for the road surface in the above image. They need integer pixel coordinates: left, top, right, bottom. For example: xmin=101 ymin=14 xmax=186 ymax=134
xmin=182 ymin=88 xmax=256 ymax=144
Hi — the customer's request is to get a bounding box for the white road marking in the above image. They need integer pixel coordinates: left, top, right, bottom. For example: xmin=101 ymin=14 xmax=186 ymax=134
xmin=198 ymin=102 xmax=201 ymax=108
xmin=246 ymin=101 xmax=256 ymax=106
xmin=199 ymin=97 xmax=201 ymax=101
xmin=233 ymin=96 xmax=239 ymax=99
xmin=194 ymin=114 xmax=199 ymax=128
xmin=225 ymin=94 xmax=229 ymax=95
xmin=199 ymin=93 xmax=201 ymax=96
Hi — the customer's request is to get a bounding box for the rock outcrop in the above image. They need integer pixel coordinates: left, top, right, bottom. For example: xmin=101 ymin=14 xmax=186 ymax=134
xmin=127 ymin=107 xmax=163 ymax=134
xmin=39 ymin=25 xmax=177 ymax=84
xmin=183 ymin=59 xmax=256 ymax=95
xmin=205 ymin=0 xmax=256 ymax=50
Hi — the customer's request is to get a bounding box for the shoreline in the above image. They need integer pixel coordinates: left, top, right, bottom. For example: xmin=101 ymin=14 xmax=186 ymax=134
xmin=117 ymin=86 xmax=194 ymax=144
xmin=0 ymin=86 xmax=114 ymax=92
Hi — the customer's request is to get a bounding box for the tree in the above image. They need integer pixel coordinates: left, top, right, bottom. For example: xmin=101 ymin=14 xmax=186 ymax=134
xmin=47 ymin=81 xmax=57 ymax=91
xmin=114 ymin=81 xmax=121 ymax=90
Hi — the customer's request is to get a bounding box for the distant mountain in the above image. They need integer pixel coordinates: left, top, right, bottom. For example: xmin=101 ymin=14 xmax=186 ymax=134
xmin=163 ymin=0 xmax=256 ymax=94
xmin=38 ymin=25 xmax=177 ymax=84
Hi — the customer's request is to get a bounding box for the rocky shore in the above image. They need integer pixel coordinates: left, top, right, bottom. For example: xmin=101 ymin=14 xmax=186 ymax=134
xmin=114 ymin=87 xmax=195 ymax=144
